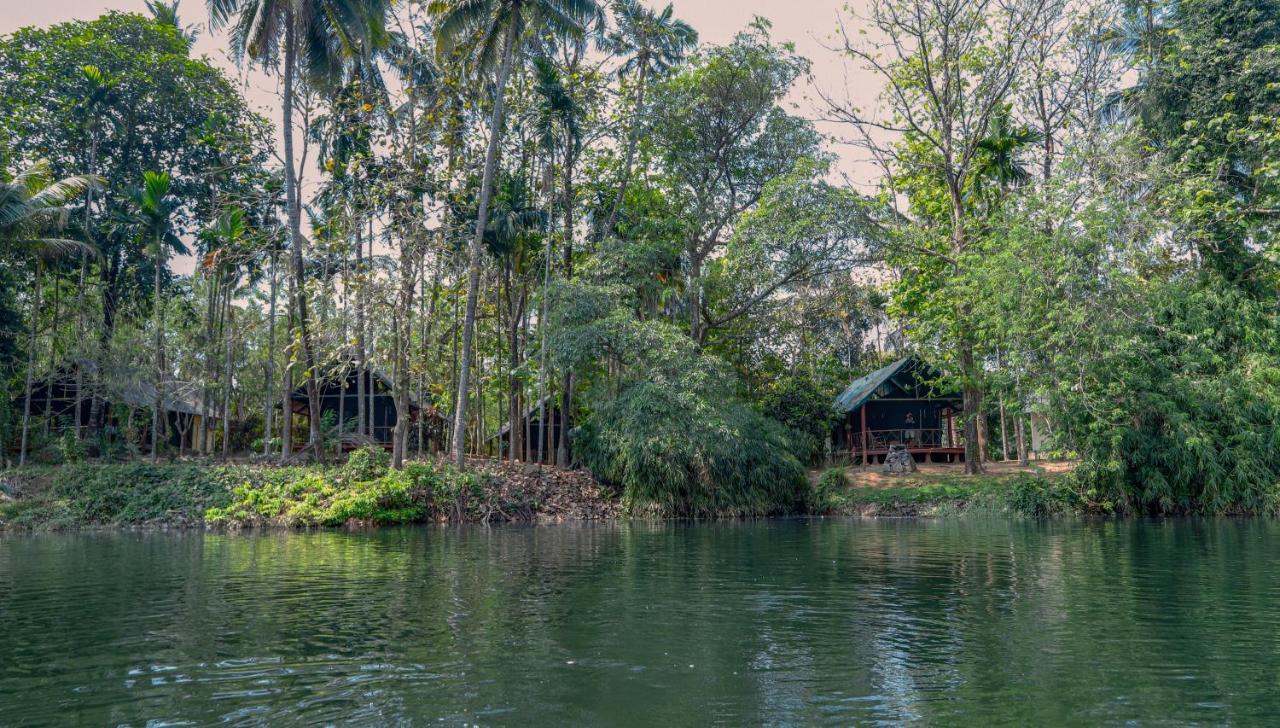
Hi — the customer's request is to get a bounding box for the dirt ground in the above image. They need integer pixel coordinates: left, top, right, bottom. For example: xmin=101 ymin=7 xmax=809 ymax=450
xmin=816 ymin=459 xmax=1077 ymax=489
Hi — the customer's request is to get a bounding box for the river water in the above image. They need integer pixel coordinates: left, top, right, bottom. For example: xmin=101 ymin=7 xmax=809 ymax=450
xmin=2 ymin=519 xmax=1278 ymax=725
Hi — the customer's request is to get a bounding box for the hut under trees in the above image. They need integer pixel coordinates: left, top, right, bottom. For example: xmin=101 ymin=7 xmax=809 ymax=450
xmin=831 ymin=355 xmax=965 ymax=465
xmin=285 ymin=366 xmax=439 ymax=451
xmin=15 ymin=361 xmax=224 ymax=452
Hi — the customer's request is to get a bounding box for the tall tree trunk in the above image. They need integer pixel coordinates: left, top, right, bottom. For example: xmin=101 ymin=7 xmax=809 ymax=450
xmin=419 ymin=250 xmax=442 ymax=456
xmin=960 ymin=342 xmax=983 ymax=474
xmin=688 ymin=249 xmax=703 ymax=343
xmin=88 ymin=253 xmax=120 ymax=437
xmin=151 ymin=239 xmax=166 ymax=462
xmin=391 ymin=227 xmax=416 ymax=469
xmin=263 ymin=249 xmax=277 ymax=456
xmin=282 ymin=17 xmax=321 ymax=460
xmin=537 ymin=154 xmax=555 ymax=466
xmin=505 ymin=264 xmax=523 ymax=462
xmin=603 ymin=62 xmax=649 ymax=236
xmin=355 ymin=224 xmax=367 ymax=438
xmin=977 ymin=404 xmax=989 ymax=464
xmin=452 ymin=21 xmax=518 ymax=469
xmin=19 ymin=263 xmax=43 ymax=466
xmin=74 ymin=256 xmax=87 ymax=440
xmin=367 ymin=220 xmax=376 ymax=438
xmin=556 ymin=143 xmax=580 ymax=467
xmin=998 ymin=398 xmax=1009 ymax=462
xmin=1015 ymin=376 xmax=1029 ymax=466
xmin=201 ymin=274 xmax=218 ymax=455
xmin=221 ymin=291 xmax=234 ymax=461
xmin=280 ymin=351 xmax=292 ymax=463
xmin=45 ymin=270 xmax=60 ymax=438
xmin=74 ymin=136 xmax=97 ymax=441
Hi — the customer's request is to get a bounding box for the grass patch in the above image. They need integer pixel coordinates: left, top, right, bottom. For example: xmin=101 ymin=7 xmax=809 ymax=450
xmin=814 ymin=466 xmax=1083 ymax=518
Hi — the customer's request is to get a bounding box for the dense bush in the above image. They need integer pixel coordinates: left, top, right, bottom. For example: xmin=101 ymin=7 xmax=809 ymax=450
xmin=1057 ymin=282 xmax=1280 ymax=514
xmin=577 ymin=375 xmax=808 ymax=517
xmin=0 ymin=463 xmax=238 ymax=528
xmin=550 ymin=284 xmax=810 ymax=516
xmin=205 ymin=465 xmax=432 ymax=527
xmin=344 ymin=445 xmax=390 ymax=481
xmin=813 ymin=467 xmax=849 ymax=512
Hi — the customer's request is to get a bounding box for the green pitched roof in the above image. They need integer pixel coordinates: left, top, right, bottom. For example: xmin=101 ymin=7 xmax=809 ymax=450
xmin=832 ymin=356 xmax=914 ymax=414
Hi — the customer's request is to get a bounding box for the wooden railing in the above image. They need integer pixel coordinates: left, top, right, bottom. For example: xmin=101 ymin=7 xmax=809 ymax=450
xmin=859 ymin=428 xmax=954 ymax=450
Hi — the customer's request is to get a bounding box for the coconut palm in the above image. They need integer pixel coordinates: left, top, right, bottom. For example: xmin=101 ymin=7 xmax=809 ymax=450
xmin=431 ymin=0 xmax=600 ymax=468
xmin=2 ymin=160 xmax=101 ymax=466
xmin=201 ymin=207 xmax=256 ymax=461
xmin=601 ymin=0 xmax=696 ymax=234
xmin=207 ymin=0 xmax=390 ymax=462
xmin=123 ymin=171 xmax=186 ymax=460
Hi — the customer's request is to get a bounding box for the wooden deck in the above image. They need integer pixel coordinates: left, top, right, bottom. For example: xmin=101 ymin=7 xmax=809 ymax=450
xmin=835 ymin=446 xmax=966 ymax=465
xmin=835 ymin=429 xmax=966 ymax=464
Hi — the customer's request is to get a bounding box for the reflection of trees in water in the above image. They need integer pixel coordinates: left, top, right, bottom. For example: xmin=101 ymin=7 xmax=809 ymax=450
xmin=7 ymin=520 xmax=1280 ymax=724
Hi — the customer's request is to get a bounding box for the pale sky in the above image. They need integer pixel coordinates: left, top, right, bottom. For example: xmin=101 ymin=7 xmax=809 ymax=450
xmin=2 ymin=0 xmax=880 ymax=272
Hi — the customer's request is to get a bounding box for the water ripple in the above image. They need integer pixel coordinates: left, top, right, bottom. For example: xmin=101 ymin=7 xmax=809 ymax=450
xmin=2 ymin=519 xmax=1280 ymax=724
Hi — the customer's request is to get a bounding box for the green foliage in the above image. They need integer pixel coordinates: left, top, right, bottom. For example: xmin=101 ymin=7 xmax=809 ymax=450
xmin=966 ymin=162 xmax=1280 ymax=514
xmin=754 ymin=359 xmax=851 ymax=464
xmin=821 ymin=472 xmax=1081 ymax=518
xmin=1138 ymin=0 xmax=1280 ymax=285
xmin=550 ymin=287 xmax=807 ymax=516
xmin=0 ymin=464 xmax=237 ymax=528
xmin=57 ymin=430 xmax=86 ymax=464
xmin=1005 ymin=474 xmax=1083 ymax=518
xmin=345 ymin=445 xmax=390 ymax=480
xmin=204 ymin=466 xmax=431 ymax=528
xmin=1066 ymin=281 xmax=1280 ymax=514
xmin=813 ymin=467 xmax=848 ymax=512
xmin=580 ymin=383 xmax=807 ymax=517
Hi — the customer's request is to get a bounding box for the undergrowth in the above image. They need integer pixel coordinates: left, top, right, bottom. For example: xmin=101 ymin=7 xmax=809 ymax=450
xmin=813 ymin=467 xmax=1084 ymax=518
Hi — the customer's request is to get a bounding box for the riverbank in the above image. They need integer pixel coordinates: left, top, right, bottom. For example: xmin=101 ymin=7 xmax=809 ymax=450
xmin=0 ymin=455 xmax=618 ymax=531
xmin=814 ymin=461 xmax=1082 ymax=518
xmin=0 ymin=458 xmax=1090 ymax=531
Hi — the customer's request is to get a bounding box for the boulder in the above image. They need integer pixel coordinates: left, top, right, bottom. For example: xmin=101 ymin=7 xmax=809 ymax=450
xmin=882 ymin=444 xmax=917 ymax=474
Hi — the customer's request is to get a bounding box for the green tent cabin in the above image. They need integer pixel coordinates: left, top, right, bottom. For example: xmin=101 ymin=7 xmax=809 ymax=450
xmin=832 ymin=356 xmax=964 ymax=465
xmin=14 ymin=361 xmax=226 ymax=453
xmin=286 ymin=367 xmax=440 ymax=451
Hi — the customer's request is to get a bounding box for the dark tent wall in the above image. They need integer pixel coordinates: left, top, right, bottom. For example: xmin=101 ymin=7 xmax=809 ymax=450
xmin=832 ymin=356 xmax=963 ymax=461
xmin=289 ymin=369 xmax=416 ymax=447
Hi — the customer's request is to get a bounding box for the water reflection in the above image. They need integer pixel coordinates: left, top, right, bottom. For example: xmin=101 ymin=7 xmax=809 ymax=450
xmin=2 ymin=519 xmax=1280 ymax=724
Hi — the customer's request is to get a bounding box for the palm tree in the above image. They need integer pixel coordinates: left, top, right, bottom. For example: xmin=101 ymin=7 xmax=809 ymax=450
xmin=202 ymin=207 xmax=255 ymax=461
xmin=1 ymin=160 xmax=100 ymax=466
xmin=126 ymin=171 xmax=185 ymax=461
xmin=207 ymin=0 xmax=390 ymax=462
xmin=73 ymin=65 xmax=118 ymax=442
xmin=146 ymin=0 xmax=202 ymax=47
xmin=971 ymin=105 xmax=1043 ymax=196
xmin=431 ymin=0 xmax=600 ymax=469
xmin=601 ymin=0 xmax=695 ymax=235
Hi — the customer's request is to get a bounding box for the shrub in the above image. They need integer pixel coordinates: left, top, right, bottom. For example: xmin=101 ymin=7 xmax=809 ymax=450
xmin=578 ymin=379 xmax=807 ymax=517
xmin=58 ymin=430 xmax=86 ymax=464
xmin=1004 ymin=474 xmax=1081 ymax=518
xmin=813 ymin=467 xmax=849 ymax=512
xmin=345 ymin=445 xmax=390 ymax=481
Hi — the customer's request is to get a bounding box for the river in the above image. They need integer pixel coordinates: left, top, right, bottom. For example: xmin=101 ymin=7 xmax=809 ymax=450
xmin=2 ymin=518 xmax=1278 ymax=725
